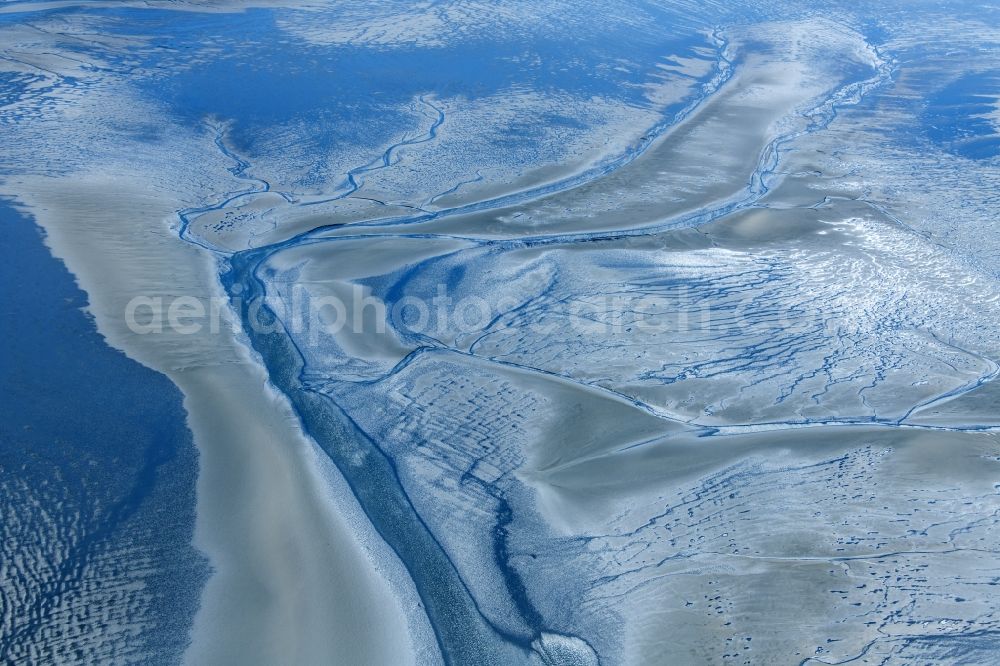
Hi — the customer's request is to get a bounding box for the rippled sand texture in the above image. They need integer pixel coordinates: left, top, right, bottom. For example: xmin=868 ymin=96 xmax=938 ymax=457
xmin=2 ymin=2 xmax=1000 ymax=665
xmin=216 ymin=18 xmax=1000 ymax=666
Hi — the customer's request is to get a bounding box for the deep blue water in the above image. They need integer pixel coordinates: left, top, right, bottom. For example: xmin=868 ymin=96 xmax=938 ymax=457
xmin=0 ymin=202 xmax=207 ymax=663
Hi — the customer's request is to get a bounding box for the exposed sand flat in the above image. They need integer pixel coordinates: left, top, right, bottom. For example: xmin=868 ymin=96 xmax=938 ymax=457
xmin=544 ymin=425 xmax=1000 ymax=665
xmin=294 ymin=22 xmax=882 ymax=248
xmin=2 ymin=175 xmax=429 ymax=665
xmin=4 ymin=4 xmax=1000 ymax=663
xmin=221 ymin=18 xmax=1000 ymax=663
xmin=179 ymin=61 xmax=727 ymax=254
xmin=177 ymin=363 xmax=423 ymax=666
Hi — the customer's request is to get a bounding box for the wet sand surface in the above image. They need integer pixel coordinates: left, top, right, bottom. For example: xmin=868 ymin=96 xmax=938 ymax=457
xmin=2 ymin=4 xmax=999 ymax=664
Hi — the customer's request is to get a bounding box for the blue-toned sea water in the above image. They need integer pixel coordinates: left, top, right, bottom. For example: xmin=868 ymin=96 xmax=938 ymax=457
xmin=0 ymin=202 xmax=207 ymax=663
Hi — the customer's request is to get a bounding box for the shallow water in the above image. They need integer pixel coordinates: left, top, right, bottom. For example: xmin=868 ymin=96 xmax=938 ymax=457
xmin=2 ymin=2 xmax=1000 ymax=664
xmin=0 ymin=201 xmax=207 ymax=663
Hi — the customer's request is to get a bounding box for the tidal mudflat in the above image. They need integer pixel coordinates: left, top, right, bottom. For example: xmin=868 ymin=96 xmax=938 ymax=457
xmin=2 ymin=2 xmax=999 ymax=664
